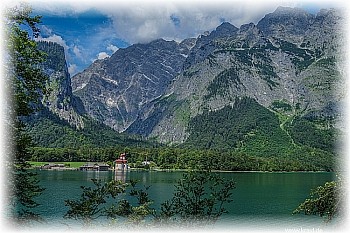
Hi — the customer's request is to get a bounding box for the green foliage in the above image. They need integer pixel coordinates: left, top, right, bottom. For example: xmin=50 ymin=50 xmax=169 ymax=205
xmin=206 ymin=67 xmax=242 ymax=98
xmin=5 ymin=3 xmax=47 ymax=223
xmin=12 ymin=175 xmax=42 ymax=221
xmin=293 ymin=180 xmax=341 ymax=222
xmin=37 ymin=41 xmax=66 ymax=72
xmin=174 ymin=101 xmax=191 ymax=126
xmin=65 ymin=171 xmax=235 ymax=228
xmin=287 ymin=117 xmax=338 ymax=153
xmin=183 ymin=98 xmax=336 ymax=171
xmin=30 ymin=161 xmax=86 ymax=168
xmin=270 ymin=99 xmax=292 ymax=113
xmin=26 ymin=109 xmax=157 ymax=149
xmin=64 ymin=179 xmax=128 ymax=225
xmin=5 ymin=4 xmax=48 ymax=117
xmin=157 ymin=171 xmax=235 ymax=227
xmin=11 ymin=156 xmax=45 ymax=223
xmin=26 ymin=97 xmax=336 ymax=172
xmin=64 ymin=179 xmax=154 ymax=227
xmin=278 ymin=39 xmax=315 ymax=71
xmin=11 ymin=122 xmax=46 ymax=223
xmin=26 ymin=116 xmax=86 ymax=149
xmin=29 ymin=134 xmax=336 ymax=172
xmin=125 ymin=180 xmax=154 ymax=224
xmin=186 ymin=97 xmax=292 ymax=153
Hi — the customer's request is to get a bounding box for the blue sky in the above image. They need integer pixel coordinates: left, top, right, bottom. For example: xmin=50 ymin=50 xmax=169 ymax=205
xmin=29 ymin=0 xmax=343 ymax=76
xmin=33 ymin=8 xmax=129 ymax=74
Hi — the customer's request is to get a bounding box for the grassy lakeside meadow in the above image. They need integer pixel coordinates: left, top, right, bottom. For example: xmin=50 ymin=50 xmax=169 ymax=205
xmin=29 ymin=161 xmax=87 ymax=169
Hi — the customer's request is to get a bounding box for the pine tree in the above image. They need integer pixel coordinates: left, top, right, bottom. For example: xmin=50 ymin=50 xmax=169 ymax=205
xmin=5 ymin=3 xmax=47 ymax=224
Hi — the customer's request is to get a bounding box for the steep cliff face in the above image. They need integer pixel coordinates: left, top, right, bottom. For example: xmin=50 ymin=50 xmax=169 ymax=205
xmin=126 ymin=7 xmax=345 ymax=144
xmin=71 ymin=39 xmax=192 ymax=132
xmin=27 ymin=42 xmax=154 ymax=148
xmin=37 ymin=41 xmax=85 ymax=128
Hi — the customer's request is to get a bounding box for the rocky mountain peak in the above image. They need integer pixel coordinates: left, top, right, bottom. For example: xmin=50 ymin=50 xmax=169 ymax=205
xmin=65 ymin=7 xmax=343 ymax=146
xmin=183 ymin=22 xmax=239 ymax=70
xmin=257 ymin=7 xmax=314 ymax=44
xmin=179 ymin=37 xmax=197 ymax=56
xmin=71 ymin=38 xmax=190 ymax=132
xmin=239 ymin=22 xmax=256 ymax=32
xmin=236 ymin=23 xmax=265 ymax=48
xmin=211 ymin=22 xmax=239 ymax=37
xmin=314 ymin=8 xmax=343 ymax=25
xmin=274 ymin=6 xmax=308 ymax=15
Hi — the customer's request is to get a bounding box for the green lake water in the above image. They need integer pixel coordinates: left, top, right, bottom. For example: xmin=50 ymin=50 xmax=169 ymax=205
xmin=32 ymin=170 xmax=338 ymax=231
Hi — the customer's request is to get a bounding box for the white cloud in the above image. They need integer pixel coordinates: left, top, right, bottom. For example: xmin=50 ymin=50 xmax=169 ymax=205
xmin=95 ymin=0 xmax=291 ymax=44
xmin=29 ymin=0 xmax=341 ymax=76
xmin=41 ymin=25 xmax=53 ymax=35
xmin=107 ymin=44 xmax=119 ymax=53
xmin=97 ymin=52 xmax=110 ymax=60
xmin=37 ymin=34 xmax=69 ymax=52
xmin=33 ymin=0 xmax=342 ymax=45
xmin=68 ymin=63 xmax=78 ymax=75
xmin=33 ymin=0 xmax=283 ymax=44
xmin=73 ymin=45 xmax=83 ymax=59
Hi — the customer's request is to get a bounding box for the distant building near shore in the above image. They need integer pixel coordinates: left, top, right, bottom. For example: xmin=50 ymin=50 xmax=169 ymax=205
xmin=115 ymin=153 xmax=128 ymax=170
xmin=79 ymin=163 xmax=110 ymax=171
xmin=41 ymin=163 xmax=65 ymax=170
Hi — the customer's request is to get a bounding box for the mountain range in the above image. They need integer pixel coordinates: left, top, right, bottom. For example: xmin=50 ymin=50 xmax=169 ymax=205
xmin=27 ymin=7 xmax=345 ymax=161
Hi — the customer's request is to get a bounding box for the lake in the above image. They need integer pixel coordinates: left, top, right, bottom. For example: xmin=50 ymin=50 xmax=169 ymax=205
xmin=32 ymin=170 xmax=338 ymax=231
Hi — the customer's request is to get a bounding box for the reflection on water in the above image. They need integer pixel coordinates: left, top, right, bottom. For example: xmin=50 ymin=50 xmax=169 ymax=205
xmin=114 ymin=170 xmax=127 ymax=182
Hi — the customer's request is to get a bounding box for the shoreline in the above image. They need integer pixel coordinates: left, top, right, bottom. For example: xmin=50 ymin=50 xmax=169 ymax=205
xmin=28 ymin=161 xmax=333 ymax=173
xmin=140 ymin=168 xmax=332 ymax=173
xmin=31 ymin=166 xmax=333 ymax=173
